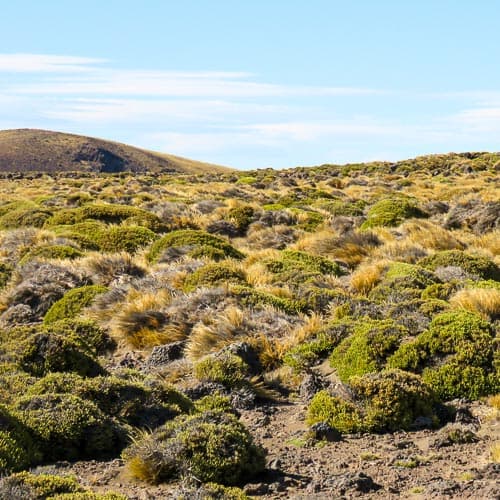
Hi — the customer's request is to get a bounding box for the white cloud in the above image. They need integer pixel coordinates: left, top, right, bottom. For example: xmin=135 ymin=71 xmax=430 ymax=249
xmin=0 ymin=54 xmax=105 ymax=72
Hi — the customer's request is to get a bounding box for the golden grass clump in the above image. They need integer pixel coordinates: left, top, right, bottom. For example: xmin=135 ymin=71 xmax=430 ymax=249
xmin=350 ymin=259 xmax=390 ymax=294
xmin=491 ymin=442 xmax=500 ymax=463
xmin=449 ymin=288 xmax=500 ymax=321
xmin=184 ymin=306 xmax=246 ymax=361
xmin=107 ymin=289 xmax=179 ymax=348
xmin=402 ymin=220 xmax=465 ymax=251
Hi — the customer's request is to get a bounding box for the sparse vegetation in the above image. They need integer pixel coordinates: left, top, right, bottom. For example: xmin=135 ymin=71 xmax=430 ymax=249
xmin=0 ymin=146 xmax=498 ymax=496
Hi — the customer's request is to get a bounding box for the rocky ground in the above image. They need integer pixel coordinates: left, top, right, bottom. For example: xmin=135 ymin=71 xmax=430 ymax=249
xmin=37 ymin=394 xmax=498 ymax=500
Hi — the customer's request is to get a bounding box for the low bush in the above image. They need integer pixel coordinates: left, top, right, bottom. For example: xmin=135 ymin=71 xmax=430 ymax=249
xmin=361 ymin=197 xmax=426 ymax=229
xmin=194 ymin=353 xmax=249 ymax=389
xmin=19 ymin=245 xmax=83 ymax=265
xmin=265 ymin=250 xmax=343 ymax=277
xmin=15 ymin=394 xmax=122 ymax=461
xmin=95 ymin=226 xmax=157 ymax=253
xmin=418 ymin=250 xmax=500 ymax=281
xmin=330 ymin=319 xmax=407 ymax=382
xmin=147 ymin=229 xmax=244 ymax=263
xmin=43 ymin=285 xmax=108 ymax=325
xmin=0 ymin=208 xmax=53 ymax=230
xmin=123 ymin=410 xmax=266 ymax=485
xmin=183 ymin=263 xmax=247 ymax=292
xmin=388 ymin=310 xmax=498 ymax=399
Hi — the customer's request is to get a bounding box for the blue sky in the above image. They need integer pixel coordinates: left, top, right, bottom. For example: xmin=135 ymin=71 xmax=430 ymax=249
xmin=1 ymin=1 xmax=500 ymax=169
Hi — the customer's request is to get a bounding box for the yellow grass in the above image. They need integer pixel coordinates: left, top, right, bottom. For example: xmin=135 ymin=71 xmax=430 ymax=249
xmin=350 ymin=259 xmax=390 ymax=294
xmin=449 ymin=288 xmax=500 ymax=321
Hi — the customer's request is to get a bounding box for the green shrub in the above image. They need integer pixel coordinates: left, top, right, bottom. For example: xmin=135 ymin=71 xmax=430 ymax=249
xmin=418 ymin=250 xmax=500 ymax=281
xmin=283 ymin=333 xmax=338 ymax=372
xmin=385 ymin=262 xmax=438 ymax=287
xmin=51 ymin=221 xmax=105 ymax=250
xmin=349 ymin=369 xmax=437 ymax=432
xmin=194 ymin=353 xmax=249 ymax=389
xmin=0 ymin=405 xmax=39 ymax=472
xmin=230 ymin=285 xmax=307 ymax=315
xmin=95 ymin=226 xmax=157 ymax=253
xmin=43 ymin=318 xmax=115 ymax=356
xmin=19 ymin=245 xmax=83 ymax=266
xmin=27 ymin=373 xmax=193 ymax=428
xmin=194 ymin=394 xmax=235 ymax=414
xmin=421 ymin=282 xmax=460 ymax=300
xmin=183 ymin=263 xmax=246 ymax=292
xmin=317 ymin=199 xmax=366 ymax=216
xmin=123 ymin=410 xmax=266 ymax=485
xmin=48 ymin=492 xmax=127 ymax=500
xmin=147 ymin=229 xmax=244 ymax=263
xmin=15 ymin=394 xmax=121 ymax=461
xmin=361 ymin=197 xmax=426 ymax=229
xmin=330 ymin=319 xmax=407 ymax=382
xmin=44 ymin=204 xmax=164 ymax=232
xmin=0 ymin=208 xmax=52 ymax=229
xmin=43 ymin=285 xmax=108 ymax=325
xmin=0 ymin=471 xmax=83 ymax=498
xmin=20 ymin=332 xmax=104 ymax=377
xmin=266 ymin=250 xmax=342 ymax=276
xmin=0 ymin=262 xmax=13 ymax=289
xmin=225 ymin=206 xmax=255 ymax=234
xmin=306 ymin=390 xmax=363 ymax=433
xmin=388 ymin=311 xmax=497 ymax=399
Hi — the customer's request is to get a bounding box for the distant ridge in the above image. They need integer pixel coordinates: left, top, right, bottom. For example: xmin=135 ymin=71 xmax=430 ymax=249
xmin=0 ymin=129 xmax=232 ymax=174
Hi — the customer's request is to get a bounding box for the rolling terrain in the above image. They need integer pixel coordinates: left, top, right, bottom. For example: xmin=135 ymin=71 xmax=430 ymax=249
xmin=0 ymin=142 xmax=497 ymax=499
xmin=0 ymin=129 xmax=231 ymax=174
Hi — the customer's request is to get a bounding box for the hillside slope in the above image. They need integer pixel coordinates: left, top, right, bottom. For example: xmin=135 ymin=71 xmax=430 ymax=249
xmin=0 ymin=129 xmax=231 ymax=174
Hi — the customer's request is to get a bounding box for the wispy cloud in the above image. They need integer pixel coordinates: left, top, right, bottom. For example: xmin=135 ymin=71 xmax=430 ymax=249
xmin=0 ymin=54 xmax=105 ymax=72
xmin=1 ymin=52 xmax=500 ymax=168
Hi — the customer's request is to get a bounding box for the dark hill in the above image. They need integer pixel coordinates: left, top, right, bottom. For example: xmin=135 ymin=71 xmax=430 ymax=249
xmin=0 ymin=129 xmax=232 ymax=174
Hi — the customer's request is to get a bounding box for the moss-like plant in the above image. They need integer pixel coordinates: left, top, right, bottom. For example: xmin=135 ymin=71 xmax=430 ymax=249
xmin=0 ymin=405 xmax=39 ymax=473
xmin=418 ymin=250 xmax=500 ymax=281
xmin=388 ymin=310 xmax=497 ymax=399
xmin=183 ymin=263 xmax=247 ymax=292
xmin=0 ymin=262 xmax=13 ymax=289
xmin=19 ymin=245 xmax=83 ymax=266
xmin=225 ymin=205 xmax=255 ymax=234
xmin=20 ymin=332 xmax=104 ymax=377
xmin=349 ymin=369 xmax=437 ymax=432
xmin=283 ymin=332 xmax=338 ymax=372
xmin=147 ymin=229 xmax=244 ymax=263
xmin=95 ymin=226 xmax=157 ymax=253
xmin=330 ymin=319 xmax=407 ymax=382
xmin=0 ymin=208 xmax=53 ymax=229
xmin=123 ymin=410 xmax=266 ymax=485
xmin=15 ymin=394 xmax=121 ymax=461
xmin=44 ymin=204 xmax=164 ymax=232
xmin=43 ymin=285 xmax=108 ymax=325
xmin=266 ymin=250 xmax=342 ymax=277
xmin=361 ymin=197 xmax=425 ymax=229
xmin=194 ymin=353 xmax=249 ymax=389
xmin=306 ymin=390 xmax=363 ymax=433
xmin=230 ymin=285 xmax=307 ymax=315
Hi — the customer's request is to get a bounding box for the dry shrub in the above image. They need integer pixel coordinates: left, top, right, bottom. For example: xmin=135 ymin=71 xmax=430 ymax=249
xmin=81 ymin=252 xmax=146 ymax=286
xmin=450 ymin=288 xmax=500 ymax=321
xmin=351 ymin=260 xmax=390 ymax=294
xmin=372 ymin=240 xmax=427 ymax=263
xmin=401 ymin=220 xmax=465 ymax=251
xmin=185 ymin=306 xmax=247 ymax=361
xmin=108 ymin=290 xmax=178 ymax=348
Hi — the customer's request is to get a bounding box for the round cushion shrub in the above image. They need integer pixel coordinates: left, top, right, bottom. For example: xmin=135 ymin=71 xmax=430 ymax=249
xmin=183 ymin=263 xmax=247 ymax=292
xmin=266 ymin=250 xmax=342 ymax=277
xmin=193 ymin=353 xmax=249 ymax=389
xmin=147 ymin=229 xmax=244 ymax=263
xmin=44 ymin=204 xmax=164 ymax=232
xmin=418 ymin=250 xmax=500 ymax=281
xmin=94 ymin=226 xmax=157 ymax=253
xmin=123 ymin=410 xmax=266 ymax=485
xmin=0 ymin=405 xmax=39 ymax=473
xmin=330 ymin=319 xmax=408 ymax=382
xmin=388 ymin=310 xmax=497 ymax=399
xmin=15 ymin=394 xmax=122 ymax=461
xmin=306 ymin=390 xmax=363 ymax=433
xmin=18 ymin=245 xmax=83 ymax=266
xmin=349 ymin=369 xmax=437 ymax=432
xmin=20 ymin=332 xmax=104 ymax=377
xmin=0 ymin=208 xmax=53 ymax=229
xmin=43 ymin=285 xmax=108 ymax=325
xmin=361 ymin=197 xmax=426 ymax=229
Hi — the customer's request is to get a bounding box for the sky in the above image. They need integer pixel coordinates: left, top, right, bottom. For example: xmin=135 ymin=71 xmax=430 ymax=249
xmin=1 ymin=1 xmax=500 ymax=169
